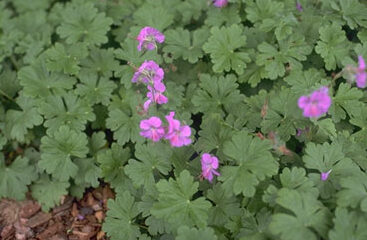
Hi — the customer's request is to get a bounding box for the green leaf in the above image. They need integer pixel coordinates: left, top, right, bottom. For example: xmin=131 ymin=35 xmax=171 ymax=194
xmin=191 ymin=74 xmax=244 ymax=116
xmin=243 ymin=90 xmax=268 ymax=130
xmin=5 ymin=95 xmax=43 ymax=142
xmin=207 ymin=183 xmax=241 ymax=226
xmin=18 ymin=60 xmax=76 ymax=98
xmin=203 ymin=25 xmax=250 ymax=74
xmin=176 ymin=226 xmax=218 ymax=240
xmin=256 ymin=35 xmax=312 ymax=79
xmin=151 ymin=170 xmax=212 ymax=230
xmin=337 ymin=174 xmax=367 ymax=212
xmin=303 ymin=142 xmax=360 ymax=198
xmin=195 ymin=114 xmax=234 ymax=161
xmin=315 ymin=23 xmax=351 ymax=70
xmin=56 ymin=1 xmax=113 ymax=45
xmin=333 ymin=0 xmax=367 ymax=29
xmin=329 ymin=208 xmax=367 ymax=240
xmin=31 ymin=174 xmax=70 ymax=212
xmin=74 ymin=158 xmax=101 ymax=188
xmin=97 ymin=143 xmax=130 ymax=193
xmin=133 ymin=4 xmax=173 ymax=30
xmin=39 ymin=125 xmax=89 ymax=181
xmin=0 ymin=155 xmax=37 ymax=200
xmin=269 ymin=189 xmax=331 ymax=240
xmin=238 ymin=62 xmax=267 ymax=87
xmin=284 ymin=68 xmax=327 ymax=95
xmin=304 ymin=142 xmax=359 ymax=175
xmin=39 ymin=92 xmax=95 ymax=135
xmin=89 ymin=131 xmax=107 ymax=156
xmin=329 ymin=83 xmax=363 ymax=122
xmin=125 ymin=143 xmax=172 ymax=191
xmin=232 ymin=208 xmax=272 ymax=240
xmin=263 ymin=167 xmax=318 ymax=206
xmin=177 ymin=0 xmax=207 ymax=24
xmin=332 ymin=132 xmax=367 ymax=170
xmin=80 ymin=47 xmax=120 ymax=78
xmin=75 ymin=72 xmax=117 ymax=106
xmin=205 ymin=5 xmax=241 ymax=27
xmin=279 ymin=167 xmax=317 ymax=193
xmin=261 ymin=88 xmax=308 ymax=141
xmin=106 ymin=91 xmax=143 ymax=146
xmin=163 ymin=28 xmax=210 ymax=63
xmin=219 ymin=130 xmax=279 ymax=197
xmin=103 ymin=191 xmax=142 ymax=240
xmin=45 ymin=42 xmax=88 ymax=75
xmin=314 ymin=118 xmax=337 ymax=142
xmin=0 ymin=67 xmax=21 ymax=98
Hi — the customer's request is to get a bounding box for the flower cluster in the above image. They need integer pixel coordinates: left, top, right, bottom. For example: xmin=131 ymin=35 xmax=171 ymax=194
xmin=355 ymin=56 xmax=366 ymax=88
xmin=136 ymin=26 xmax=165 ymax=52
xmin=298 ymin=86 xmax=331 ymax=118
xmin=135 ymin=27 xmax=191 ymax=148
xmin=296 ymin=1 xmax=303 ymax=12
xmin=135 ymin=26 xmax=220 ymax=181
xmin=200 ymin=153 xmax=220 ymax=182
xmin=131 ymin=60 xmax=168 ymax=112
xmin=320 ymin=169 xmax=332 ymax=181
xmin=139 ymin=112 xmax=191 ymax=147
xmin=213 ymin=0 xmax=228 ymax=8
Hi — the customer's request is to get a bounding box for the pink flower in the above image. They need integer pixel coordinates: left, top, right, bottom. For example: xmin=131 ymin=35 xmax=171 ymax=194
xmin=136 ymin=26 xmax=165 ymax=51
xmin=296 ymin=2 xmax=303 ymax=12
xmin=320 ymin=169 xmax=332 ymax=181
xmin=201 ymin=153 xmax=220 ymax=182
xmin=164 ymin=112 xmax=191 ymax=147
xmin=213 ymin=0 xmax=228 ymax=8
xmin=131 ymin=60 xmax=164 ymax=87
xmin=298 ymin=86 xmax=331 ymax=118
xmin=140 ymin=116 xmax=165 ymax=142
xmin=355 ymin=56 xmax=366 ymax=88
xmin=143 ymin=86 xmax=168 ymax=112
xmin=147 ymin=86 xmax=168 ymax=104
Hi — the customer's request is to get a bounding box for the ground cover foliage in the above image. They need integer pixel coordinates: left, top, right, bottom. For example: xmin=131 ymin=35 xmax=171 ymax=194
xmin=1 ymin=0 xmax=367 ymax=239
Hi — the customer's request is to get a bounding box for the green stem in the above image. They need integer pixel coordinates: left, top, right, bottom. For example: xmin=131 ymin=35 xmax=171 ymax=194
xmin=10 ymin=55 xmax=20 ymax=71
xmin=0 ymin=88 xmax=15 ymax=102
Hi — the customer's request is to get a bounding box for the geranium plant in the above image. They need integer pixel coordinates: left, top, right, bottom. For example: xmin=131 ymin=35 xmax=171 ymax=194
xmin=1 ymin=0 xmax=367 ymax=239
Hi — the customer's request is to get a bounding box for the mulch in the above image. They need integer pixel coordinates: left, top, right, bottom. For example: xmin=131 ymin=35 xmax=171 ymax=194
xmin=0 ymin=185 xmax=115 ymax=240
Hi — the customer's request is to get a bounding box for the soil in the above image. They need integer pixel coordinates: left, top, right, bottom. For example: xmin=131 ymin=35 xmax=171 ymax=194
xmin=0 ymin=185 xmax=115 ymax=240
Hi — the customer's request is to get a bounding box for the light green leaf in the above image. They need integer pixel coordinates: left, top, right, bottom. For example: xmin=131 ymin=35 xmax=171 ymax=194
xmin=151 ymin=170 xmax=212 ymax=230
xmin=125 ymin=143 xmax=172 ymax=191
xmin=191 ymin=74 xmax=244 ymax=116
xmin=56 ymin=1 xmax=113 ymax=45
xmin=39 ymin=92 xmax=95 ymax=135
xmin=337 ymin=174 xmax=367 ymax=212
xmin=45 ymin=42 xmax=88 ymax=75
xmin=315 ymin=23 xmax=351 ymax=70
xmin=219 ymin=130 xmax=278 ymax=197
xmin=269 ymin=189 xmax=331 ymax=240
xmin=203 ymin=25 xmax=250 ymax=74
xmin=329 ymin=208 xmax=367 ymax=240
xmin=103 ymin=191 xmax=142 ymax=240
xmin=163 ymin=28 xmax=210 ymax=63
xmin=18 ymin=60 xmax=76 ymax=98
xmin=329 ymin=83 xmax=363 ymax=122
xmin=39 ymin=125 xmax=88 ymax=181
xmin=31 ymin=174 xmax=69 ymax=212
xmin=97 ymin=143 xmax=130 ymax=193
xmin=0 ymin=155 xmax=37 ymax=200
xmin=5 ymin=95 xmax=43 ymax=142
xmin=75 ymin=72 xmax=117 ymax=106
xmin=176 ymin=226 xmax=218 ymax=240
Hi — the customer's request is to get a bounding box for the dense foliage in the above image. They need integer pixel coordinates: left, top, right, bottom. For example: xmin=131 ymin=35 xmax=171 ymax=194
xmin=1 ymin=0 xmax=367 ymax=239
